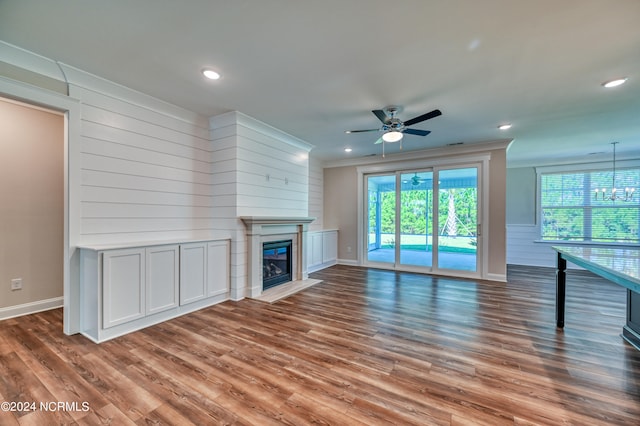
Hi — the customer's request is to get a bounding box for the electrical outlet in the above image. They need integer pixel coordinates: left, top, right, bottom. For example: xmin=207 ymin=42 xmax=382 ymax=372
xmin=347 ymin=246 xmax=352 ymax=253
xmin=11 ymin=278 xmax=22 ymax=291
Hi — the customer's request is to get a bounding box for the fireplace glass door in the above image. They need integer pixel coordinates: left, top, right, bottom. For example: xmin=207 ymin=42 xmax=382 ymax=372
xmin=263 ymin=240 xmax=292 ymax=289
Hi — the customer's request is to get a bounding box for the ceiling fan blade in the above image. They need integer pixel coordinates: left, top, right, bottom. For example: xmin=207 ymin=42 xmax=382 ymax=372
xmin=403 ymin=109 xmax=442 ymax=127
xmin=372 ymin=109 xmax=389 ymax=124
xmin=346 ymin=129 xmax=380 ymax=133
xmin=403 ymin=128 xmax=431 ymax=136
xmin=374 ymin=137 xmax=383 ymax=144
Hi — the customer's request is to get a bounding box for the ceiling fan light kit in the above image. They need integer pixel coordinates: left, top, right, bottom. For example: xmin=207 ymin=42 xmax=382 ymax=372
xmin=382 ymin=131 xmax=403 ymax=143
xmin=346 ymin=105 xmax=442 ymax=157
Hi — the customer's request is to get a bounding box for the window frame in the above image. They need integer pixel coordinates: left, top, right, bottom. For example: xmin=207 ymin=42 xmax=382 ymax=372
xmin=536 ymin=160 xmax=640 ymax=246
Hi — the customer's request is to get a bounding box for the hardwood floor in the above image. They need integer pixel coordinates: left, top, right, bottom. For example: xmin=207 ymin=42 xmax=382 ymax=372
xmin=1 ymin=265 xmax=639 ymax=425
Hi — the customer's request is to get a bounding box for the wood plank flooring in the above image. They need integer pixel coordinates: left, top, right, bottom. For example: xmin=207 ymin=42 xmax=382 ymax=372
xmin=1 ymin=265 xmax=639 ymax=425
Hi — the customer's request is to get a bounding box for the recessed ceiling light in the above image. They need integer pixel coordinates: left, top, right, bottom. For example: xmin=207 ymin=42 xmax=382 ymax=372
xmin=202 ymin=69 xmax=221 ymax=80
xmin=498 ymin=123 xmax=512 ymax=130
xmin=602 ymin=77 xmax=628 ymax=88
xmin=344 ymin=147 xmax=353 ymax=153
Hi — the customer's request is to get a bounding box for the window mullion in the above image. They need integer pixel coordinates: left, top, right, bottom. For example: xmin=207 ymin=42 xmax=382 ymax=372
xmin=584 ymin=172 xmax=592 ymax=241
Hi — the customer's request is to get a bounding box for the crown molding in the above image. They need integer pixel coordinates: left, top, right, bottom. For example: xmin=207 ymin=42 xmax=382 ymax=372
xmin=209 ymin=110 xmax=314 ymax=153
xmin=323 ymin=139 xmax=512 ymax=169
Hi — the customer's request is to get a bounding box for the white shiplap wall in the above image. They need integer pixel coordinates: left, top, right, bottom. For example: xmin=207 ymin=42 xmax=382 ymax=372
xmin=308 ymin=156 xmax=324 ymax=231
xmin=506 ymin=225 xmax=559 ymax=267
xmin=1 ymin=43 xmax=322 ymax=324
xmin=235 ymin=124 xmax=309 ymax=217
xmin=209 ymin=111 xmax=314 ymax=299
xmin=210 ymin=117 xmax=245 ymax=300
xmin=62 ymin=66 xmax=219 ymax=246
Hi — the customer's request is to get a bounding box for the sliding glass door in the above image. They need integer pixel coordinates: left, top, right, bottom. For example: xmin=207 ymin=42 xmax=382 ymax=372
xmin=366 ymin=174 xmax=396 ymax=265
xmin=434 ymin=167 xmax=478 ymax=272
xmin=399 ymin=171 xmax=433 ymax=267
xmin=365 ymin=165 xmax=480 ymax=276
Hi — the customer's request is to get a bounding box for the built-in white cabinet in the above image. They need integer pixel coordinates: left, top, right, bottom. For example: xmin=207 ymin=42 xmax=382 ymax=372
xmin=80 ymin=238 xmax=230 ymax=343
xmin=102 ymin=248 xmax=146 ymax=328
xmin=180 ymin=240 xmax=231 ymax=305
xmin=103 ymin=244 xmax=180 ymax=328
xmin=307 ymin=230 xmax=338 ymax=272
xmin=146 ymin=244 xmax=179 ymax=315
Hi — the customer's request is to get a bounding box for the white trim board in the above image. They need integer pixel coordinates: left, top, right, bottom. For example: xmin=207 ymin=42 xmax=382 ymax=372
xmin=0 ymin=297 xmax=64 ymax=321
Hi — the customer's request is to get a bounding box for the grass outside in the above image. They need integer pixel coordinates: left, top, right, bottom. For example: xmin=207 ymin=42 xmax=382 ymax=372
xmin=372 ymin=234 xmax=477 ymax=254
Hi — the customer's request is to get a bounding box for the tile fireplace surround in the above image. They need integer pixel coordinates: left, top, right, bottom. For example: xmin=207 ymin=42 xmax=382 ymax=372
xmin=240 ymin=216 xmax=315 ymax=298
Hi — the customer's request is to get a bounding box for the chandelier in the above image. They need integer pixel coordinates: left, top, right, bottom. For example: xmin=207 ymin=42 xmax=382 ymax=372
xmin=594 ymin=142 xmax=635 ymax=201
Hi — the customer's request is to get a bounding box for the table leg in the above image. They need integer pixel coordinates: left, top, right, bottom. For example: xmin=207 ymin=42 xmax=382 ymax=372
xmin=556 ymin=252 xmax=566 ymax=328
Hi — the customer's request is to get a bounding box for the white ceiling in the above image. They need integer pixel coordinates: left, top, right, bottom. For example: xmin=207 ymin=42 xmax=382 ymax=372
xmin=1 ymin=0 xmax=639 ymax=167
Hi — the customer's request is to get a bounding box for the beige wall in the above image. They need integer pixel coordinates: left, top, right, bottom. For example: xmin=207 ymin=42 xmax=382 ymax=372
xmin=324 ymin=143 xmax=508 ymax=279
xmin=324 ymin=165 xmax=358 ymax=260
xmin=0 ymin=98 xmax=63 ymax=309
xmin=486 ymin=147 xmax=507 ymax=277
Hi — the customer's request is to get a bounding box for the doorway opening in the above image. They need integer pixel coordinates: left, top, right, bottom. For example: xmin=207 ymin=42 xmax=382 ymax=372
xmin=0 ymin=97 xmax=64 ymax=318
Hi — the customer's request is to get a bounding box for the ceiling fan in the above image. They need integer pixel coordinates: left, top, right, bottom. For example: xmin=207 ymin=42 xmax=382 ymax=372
xmin=345 ymin=106 xmax=442 ymax=146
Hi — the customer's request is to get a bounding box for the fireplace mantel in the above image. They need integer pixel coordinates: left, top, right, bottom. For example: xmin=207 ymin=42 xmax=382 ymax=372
xmin=241 ymin=216 xmax=315 ymax=229
xmin=240 ymin=216 xmax=315 ymax=297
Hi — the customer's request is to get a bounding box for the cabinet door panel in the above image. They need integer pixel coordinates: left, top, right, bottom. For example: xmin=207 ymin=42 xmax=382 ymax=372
xmin=207 ymin=240 xmax=230 ymax=297
xmin=103 ymin=248 xmax=145 ymax=328
xmin=146 ymin=245 xmax=179 ymax=314
xmin=180 ymin=243 xmax=207 ymax=305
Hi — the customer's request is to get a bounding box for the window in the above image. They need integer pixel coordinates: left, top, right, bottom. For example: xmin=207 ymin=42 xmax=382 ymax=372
xmin=540 ymin=167 xmax=640 ymax=243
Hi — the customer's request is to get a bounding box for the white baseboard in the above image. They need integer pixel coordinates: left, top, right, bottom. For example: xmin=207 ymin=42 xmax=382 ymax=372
xmin=0 ymin=297 xmax=64 ymax=321
xmin=308 ymin=260 xmax=337 ymax=273
xmin=485 ymin=273 xmax=507 ymax=282
xmin=336 ymin=260 xmax=507 ymax=282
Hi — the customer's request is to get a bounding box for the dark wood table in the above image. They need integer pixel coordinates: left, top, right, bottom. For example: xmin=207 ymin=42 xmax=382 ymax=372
xmin=553 ymin=246 xmax=640 ymax=350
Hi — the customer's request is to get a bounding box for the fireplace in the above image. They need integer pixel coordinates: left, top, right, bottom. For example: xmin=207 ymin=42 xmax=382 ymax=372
xmin=263 ymin=240 xmax=292 ymax=289
xmin=241 ymin=216 xmax=315 ymax=297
